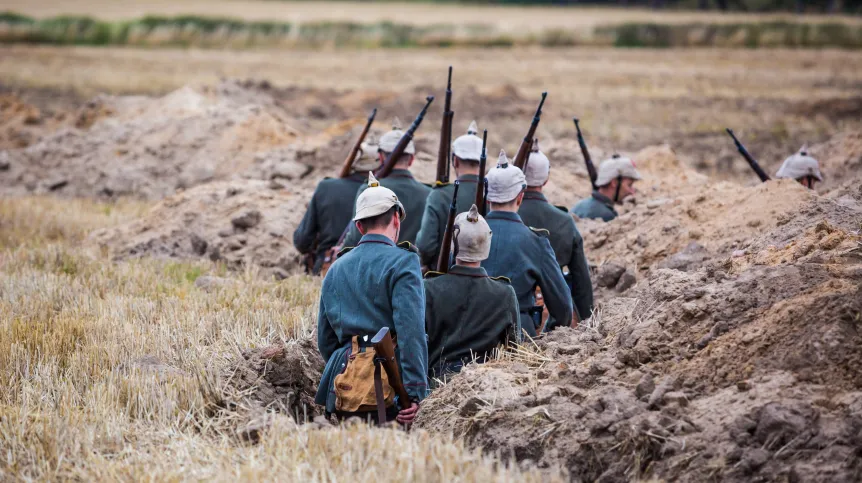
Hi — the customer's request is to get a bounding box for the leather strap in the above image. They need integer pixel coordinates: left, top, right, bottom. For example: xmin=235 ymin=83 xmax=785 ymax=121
xmin=373 ymin=358 xmax=386 ymax=425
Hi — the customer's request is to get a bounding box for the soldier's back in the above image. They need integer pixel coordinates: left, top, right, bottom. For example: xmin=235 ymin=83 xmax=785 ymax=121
xmin=416 ymin=175 xmax=480 ymax=266
xmin=572 ymin=195 xmax=617 ymax=222
xmin=519 ymin=192 xmax=575 ymax=267
xmin=424 ymin=266 xmax=519 ymax=379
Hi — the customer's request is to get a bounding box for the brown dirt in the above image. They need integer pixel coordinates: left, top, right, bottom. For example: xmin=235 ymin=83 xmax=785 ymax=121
xmin=416 ymin=157 xmax=862 ymax=481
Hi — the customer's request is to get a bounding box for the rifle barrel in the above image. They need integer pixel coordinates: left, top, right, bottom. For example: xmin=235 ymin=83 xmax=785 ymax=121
xmin=725 ymin=128 xmax=771 ymax=183
xmin=339 ymin=108 xmax=377 ymax=178
xmin=474 ymin=129 xmax=488 ymax=213
xmin=436 ymin=180 xmax=460 ymax=273
xmin=377 ymin=96 xmax=435 ymax=178
xmin=574 ymin=117 xmax=598 ymax=190
xmin=436 ymin=67 xmax=454 ymax=185
xmin=513 ymin=92 xmax=547 ymax=170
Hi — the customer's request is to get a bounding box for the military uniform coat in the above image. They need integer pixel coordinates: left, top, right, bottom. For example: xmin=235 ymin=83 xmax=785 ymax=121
xmin=415 ymin=174 xmax=481 ymax=267
xmin=293 ymin=173 xmax=366 ymax=273
xmin=519 ymin=191 xmax=594 ymax=320
xmin=481 ymin=211 xmax=574 ymax=338
xmin=343 ymin=169 xmax=432 ymax=248
xmin=571 ymin=191 xmax=618 ymax=222
xmin=315 ymin=233 xmax=429 ymax=413
xmin=424 ymin=265 xmax=520 ymax=379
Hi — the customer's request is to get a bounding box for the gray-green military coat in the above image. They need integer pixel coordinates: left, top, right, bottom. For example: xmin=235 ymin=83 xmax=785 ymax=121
xmin=293 ymin=173 xmax=366 ymax=273
xmin=424 ymin=265 xmax=520 ymax=380
xmin=342 ymin=169 xmax=432 ymax=247
xmin=519 ymin=191 xmax=594 ymax=320
xmin=571 ymin=191 xmax=617 ymax=222
xmin=415 ymin=174 xmax=480 ymax=267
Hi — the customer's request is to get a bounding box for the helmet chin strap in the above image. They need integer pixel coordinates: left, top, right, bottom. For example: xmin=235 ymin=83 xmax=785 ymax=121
xmin=613 ymin=175 xmax=623 ymax=203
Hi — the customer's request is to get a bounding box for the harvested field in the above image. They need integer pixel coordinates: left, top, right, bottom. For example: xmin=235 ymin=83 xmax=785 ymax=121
xmin=1 ymin=7 xmax=862 ymax=479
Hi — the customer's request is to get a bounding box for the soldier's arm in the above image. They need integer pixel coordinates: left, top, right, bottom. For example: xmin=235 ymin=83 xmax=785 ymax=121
xmin=293 ymin=189 xmax=319 ymax=253
xmin=390 ymin=255 xmax=429 ymax=402
xmin=317 ymin=292 xmax=339 ymax=362
xmin=537 ymin=237 xmax=574 ymax=332
xmin=415 ymin=196 xmax=441 ymax=267
xmin=569 ymin=224 xmax=594 ymax=320
xmin=505 ymin=285 xmax=522 ymax=345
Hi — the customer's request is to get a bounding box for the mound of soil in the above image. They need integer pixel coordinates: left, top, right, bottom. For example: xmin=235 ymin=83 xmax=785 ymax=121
xmin=89 ymin=179 xmax=305 ymax=276
xmin=416 ymin=173 xmax=862 ymax=481
xmin=222 ymin=337 xmax=325 ymax=420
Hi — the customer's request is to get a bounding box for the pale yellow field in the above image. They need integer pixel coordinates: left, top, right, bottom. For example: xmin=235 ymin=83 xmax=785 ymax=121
xmin=5 ymin=0 xmax=862 ymax=31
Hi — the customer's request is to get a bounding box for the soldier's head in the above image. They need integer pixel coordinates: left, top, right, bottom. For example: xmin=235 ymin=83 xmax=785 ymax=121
xmin=451 ymin=120 xmax=483 ymax=176
xmin=353 ymin=135 xmax=381 ymax=174
xmin=378 ymin=117 xmax=416 ymax=169
xmin=596 ymin=154 xmax=641 ymax=204
xmin=353 ymin=172 xmax=406 ymax=241
xmin=486 ymin=150 xmax=526 ymax=212
xmin=524 ymin=139 xmax=550 ymax=191
xmin=776 ymin=145 xmax=822 ymax=190
xmin=453 ymin=204 xmax=492 ymax=267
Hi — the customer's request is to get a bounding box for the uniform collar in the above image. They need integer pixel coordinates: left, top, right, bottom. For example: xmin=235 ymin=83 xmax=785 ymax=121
xmin=389 ymin=169 xmax=414 ymax=179
xmin=448 ymin=265 xmax=488 ymax=278
xmin=486 ymin=211 xmax=524 ymax=224
xmin=522 ymin=191 xmax=547 ymax=202
xmin=358 ymin=233 xmax=396 ymax=246
xmin=457 ymin=173 xmax=480 ymax=183
xmin=592 ymin=190 xmax=616 ymax=209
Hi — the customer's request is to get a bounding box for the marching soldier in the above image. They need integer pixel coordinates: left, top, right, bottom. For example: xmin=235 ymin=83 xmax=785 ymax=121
xmin=481 ymin=151 xmax=573 ymax=338
xmin=519 ymin=141 xmax=594 ymax=321
xmin=776 ymin=145 xmax=823 ymax=190
xmin=571 ymin=154 xmax=642 ymax=222
xmin=416 ymin=120 xmax=484 ymax=268
xmin=293 ymin=140 xmax=380 ymax=274
xmin=315 ymin=173 xmax=428 ymax=425
xmin=342 ymin=119 xmax=432 ymax=248
xmin=424 ymin=204 xmax=520 ymax=381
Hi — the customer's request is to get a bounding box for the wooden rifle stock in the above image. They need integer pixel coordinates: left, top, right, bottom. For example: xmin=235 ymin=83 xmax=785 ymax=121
xmin=339 ymin=108 xmax=377 ymax=178
xmin=573 ymin=117 xmax=598 ymax=190
xmin=513 ymin=92 xmax=547 ymax=170
xmin=474 ymin=129 xmax=488 ymax=215
xmin=435 ymin=67 xmax=454 ymax=185
xmin=436 ymin=180 xmax=460 ymax=273
xmin=376 ymin=96 xmax=435 ymax=179
xmin=726 ymin=128 xmax=771 ymax=183
xmin=371 ymin=327 xmax=411 ymax=410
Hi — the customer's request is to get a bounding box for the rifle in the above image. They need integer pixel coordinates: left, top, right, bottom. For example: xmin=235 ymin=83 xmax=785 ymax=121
xmin=726 ymin=128 xmax=771 ymax=183
xmin=339 ymin=108 xmax=377 ymax=178
xmin=573 ymin=117 xmax=598 ymax=191
xmin=376 ymin=96 xmax=435 ymax=179
xmin=436 ymin=180 xmax=460 ymax=273
xmin=513 ymin=92 xmax=548 ymax=170
xmin=435 ymin=67 xmax=454 ymax=185
xmin=371 ymin=327 xmax=411 ymax=411
xmin=474 ymin=129 xmax=488 ymax=215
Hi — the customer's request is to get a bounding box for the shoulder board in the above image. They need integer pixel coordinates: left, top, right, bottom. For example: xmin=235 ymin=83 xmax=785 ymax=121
xmin=337 ymin=246 xmax=355 ymax=257
xmin=529 ymin=227 xmax=550 ymax=238
xmin=396 ymin=241 xmax=419 ymax=254
xmin=554 ymin=205 xmax=568 ymax=213
xmin=490 ymin=275 xmax=512 ymax=284
xmin=421 ymin=182 xmax=435 ymax=188
xmin=322 ymin=176 xmax=333 ymax=180
xmin=432 ymin=181 xmax=451 ymax=189
xmin=424 ymin=270 xmax=445 ymax=279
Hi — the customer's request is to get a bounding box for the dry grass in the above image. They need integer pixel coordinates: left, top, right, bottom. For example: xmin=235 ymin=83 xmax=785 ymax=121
xmin=0 ymin=196 xmax=561 ymax=481
xmin=7 ymin=0 xmax=861 ymax=31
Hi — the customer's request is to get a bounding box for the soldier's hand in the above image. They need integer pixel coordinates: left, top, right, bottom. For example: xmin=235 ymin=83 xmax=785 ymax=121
xmin=396 ymin=402 xmax=420 ymax=425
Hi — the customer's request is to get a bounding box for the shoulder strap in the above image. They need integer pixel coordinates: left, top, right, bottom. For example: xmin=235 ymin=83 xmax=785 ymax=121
xmin=424 ymin=270 xmax=445 ymax=279
xmin=397 ymin=241 xmax=419 ymax=254
xmin=338 ymin=246 xmax=356 ymax=257
xmin=528 ymin=226 xmax=550 ymax=238
xmin=554 ymin=205 xmax=568 ymax=213
xmin=489 ymin=275 xmax=512 ymax=284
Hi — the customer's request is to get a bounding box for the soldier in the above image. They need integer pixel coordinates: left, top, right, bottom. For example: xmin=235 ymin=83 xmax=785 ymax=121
xmin=416 ymin=120 xmax=483 ymax=268
xmin=315 ymin=173 xmax=428 ymax=425
xmin=481 ymin=150 xmax=573 ymax=338
xmin=519 ymin=141 xmax=593 ymax=322
xmin=424 ymin=204 xmax=520 ymax=381
xmin=293 ymin=139 xmax=380 ymax=275
xmin=776 ymin=145 xmax=822 ymax=190
xmin=342 ymin=119 xmax=432 ymax=247
xmin=571 ymin=154 xmax=642 ymax=222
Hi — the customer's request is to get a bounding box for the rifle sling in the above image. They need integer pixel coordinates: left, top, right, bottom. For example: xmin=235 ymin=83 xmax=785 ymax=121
xmin=613 ymin=175 xmax=623 ymax=203
xmin=373 ymin=357 xmax=387 ymax=425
